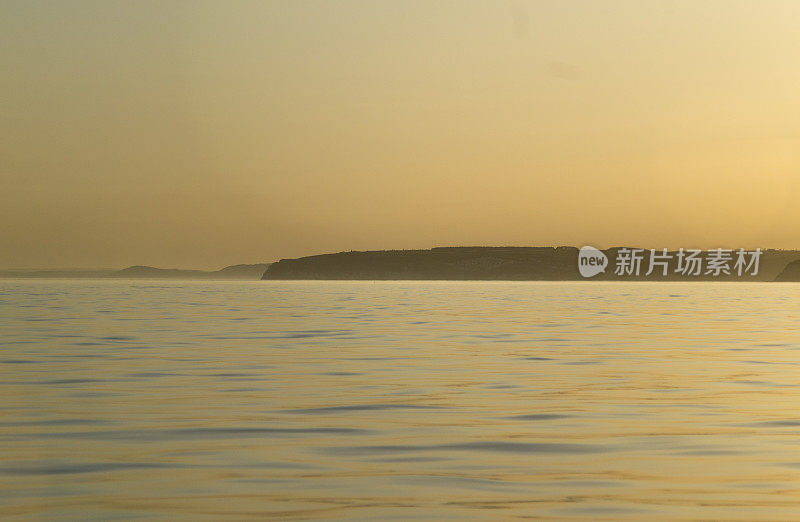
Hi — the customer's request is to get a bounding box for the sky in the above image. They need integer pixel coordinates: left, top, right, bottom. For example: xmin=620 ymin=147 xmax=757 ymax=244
xmin=2 ymin=0 xmax=800 ymax=269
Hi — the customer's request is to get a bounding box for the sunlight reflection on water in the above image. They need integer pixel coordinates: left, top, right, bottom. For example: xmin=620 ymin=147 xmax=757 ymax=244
xmin=1 ymin=279 xmax=800 ymax=519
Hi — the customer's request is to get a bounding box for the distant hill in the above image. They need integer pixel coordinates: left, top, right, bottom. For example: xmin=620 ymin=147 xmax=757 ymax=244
xmin=215 ymin=264 xmax=272 ymax=279
xmin=0 ymin=264 xmax=270 ymax=280
xmin=263 ymin=247 xmax=800 ymax=281
xmin=0 ymin=269 xmax=117 ymax=278
xmin=112 ymin=263 xmax=270 ymax=279
xmin=113 ymin=266 xmax=209 ymax=278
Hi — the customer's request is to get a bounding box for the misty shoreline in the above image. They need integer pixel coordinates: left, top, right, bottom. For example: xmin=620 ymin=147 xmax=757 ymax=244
xmin=0 ymin=264 xmax=269 ymax=280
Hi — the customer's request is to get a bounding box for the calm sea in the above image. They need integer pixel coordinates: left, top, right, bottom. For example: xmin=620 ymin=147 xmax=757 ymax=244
xmin=2 ymin=279 xmax=800 ymax=520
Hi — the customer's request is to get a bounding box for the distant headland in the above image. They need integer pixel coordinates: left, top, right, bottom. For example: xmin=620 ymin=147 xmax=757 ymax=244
xmin=775 ymin=260 xmax=800 ymax=282
xmin=0 ymin=264 xmax=270 ymax=280
xmin=263 ymin=247 xmax=800 ymax=282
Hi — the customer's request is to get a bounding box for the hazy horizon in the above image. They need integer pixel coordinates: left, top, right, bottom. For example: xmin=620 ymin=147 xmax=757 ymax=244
xmin=4 ymin=1 xmax=800 ymax=270
xmin=4 ymin=243 xmax=798 ymax=273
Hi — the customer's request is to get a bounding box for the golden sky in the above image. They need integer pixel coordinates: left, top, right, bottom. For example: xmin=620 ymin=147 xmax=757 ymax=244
xmin=2 ymin=1 xmax=799 ymax=269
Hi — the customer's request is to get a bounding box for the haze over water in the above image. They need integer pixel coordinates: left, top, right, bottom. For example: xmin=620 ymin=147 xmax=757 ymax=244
xmin=2 ymin=279 xmax=800 ymax=519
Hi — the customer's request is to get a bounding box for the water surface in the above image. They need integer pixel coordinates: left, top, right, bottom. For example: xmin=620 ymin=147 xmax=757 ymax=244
xmin=2 ymin=280 xmax=800 ymax=519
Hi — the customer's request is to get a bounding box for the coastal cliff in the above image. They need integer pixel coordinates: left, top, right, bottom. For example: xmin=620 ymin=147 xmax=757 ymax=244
xmin=263 ymin=247 xmax=800 ymax=281
xmin=775 ymin=260 xmax=800 ymax=281
xmin=263 ymin=247 xmax=579 ymax=281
